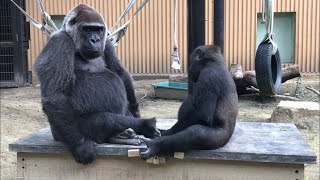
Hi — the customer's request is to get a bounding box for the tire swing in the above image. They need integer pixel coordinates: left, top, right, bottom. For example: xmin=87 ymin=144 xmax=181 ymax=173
xmin=255 ymin=0 xmax=282 ymax=96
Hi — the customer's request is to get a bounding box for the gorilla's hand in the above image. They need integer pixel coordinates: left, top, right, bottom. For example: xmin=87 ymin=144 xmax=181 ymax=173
xmin=140 ymin=139 xmax=160 ymax=160
xmin=71 ymin=139 xmax=96 ymax=165
xmin=139 ymin=118 xmax=161 ymax=138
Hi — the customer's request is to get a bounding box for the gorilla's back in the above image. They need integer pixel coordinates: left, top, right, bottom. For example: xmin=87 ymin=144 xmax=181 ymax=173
xmin=214 ymin=64 xmax=238 ymax=127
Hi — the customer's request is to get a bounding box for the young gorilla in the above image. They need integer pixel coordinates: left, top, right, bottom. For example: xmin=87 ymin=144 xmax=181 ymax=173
xmin=140 ymin=45 xmax=238 ymax=159
xmin=35 ymin=4 xmax=160 ymax=165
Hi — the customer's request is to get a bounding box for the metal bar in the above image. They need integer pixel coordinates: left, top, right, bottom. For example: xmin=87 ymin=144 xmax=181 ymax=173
xmin=214 ymin=0 xmax=224 ymax=54
xmin=187 ymin=0 xmax=206 ymax=69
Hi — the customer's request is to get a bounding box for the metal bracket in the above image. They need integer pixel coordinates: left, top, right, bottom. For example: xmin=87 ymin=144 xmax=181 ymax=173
xmin=262 ymin=33 xmax=278 ymax=55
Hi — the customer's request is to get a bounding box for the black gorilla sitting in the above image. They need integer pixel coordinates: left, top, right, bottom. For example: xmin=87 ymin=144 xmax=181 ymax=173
xmin=140 ymin=45 xmax=238 ymax=159
xmin=35 ymin=4 xmax=160 ymax=164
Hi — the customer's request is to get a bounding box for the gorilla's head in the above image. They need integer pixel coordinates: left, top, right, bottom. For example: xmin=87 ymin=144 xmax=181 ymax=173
xmin=189 ymin=45 xmax=224 ymax=81
xmin=190 ymin=45 xmax=223 ymax=62
xmin=61 ymin=4 xmax=107 ymax=60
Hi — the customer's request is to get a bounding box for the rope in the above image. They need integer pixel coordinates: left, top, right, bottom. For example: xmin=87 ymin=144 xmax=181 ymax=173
xmin=113 ymin=0 xmax=150 ymax=30
xmin=133 ymin=0 xmax=150 ymax=17
xmin=173 ymin=0 xmax=178 ymax=50
xmin=109 ymin=0 xmax=150 ymax=46
xmin=260 ymin=0 xmax=277 ymax=54
xmin=112 ymin=0 xmax=136 ymax=30
xmin=263 ymin=0 xmax=274 ymax=35
xmin=261 ymin=0 xmax=266 ymax=23
xmin=269 ymin=0 xmax=274 ymax=34
xmin=171 ymin=0 xmax=181 ymax=70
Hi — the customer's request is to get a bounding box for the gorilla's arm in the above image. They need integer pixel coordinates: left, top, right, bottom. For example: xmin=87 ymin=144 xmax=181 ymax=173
xmin=103 ymin=42 xmax=140 ymax=118
xmin=140 ymin=124 xmax=231 ymax=160
xmin=35 ymin=31 xmax=96 ymax=164
xmin=117 ymin=70 xmax=140 ymax=118
xmin=193 ymin=69 xmax=219 ymax=124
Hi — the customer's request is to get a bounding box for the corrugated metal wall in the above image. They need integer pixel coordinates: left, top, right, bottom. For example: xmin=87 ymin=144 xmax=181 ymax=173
xmin=25 ymin=0 xmax=188 ymax=76
xmin=26 ymin=0 xmax=319 ymax=76
xmin=205 ymin=0 xmax=214 ymax=45
xmin=224 ymin=0 xmax=320 ymax=73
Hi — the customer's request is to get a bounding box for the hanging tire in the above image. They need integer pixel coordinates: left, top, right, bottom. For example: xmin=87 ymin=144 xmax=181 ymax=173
xmin=255 ymin=42 xmax=282 ymax=96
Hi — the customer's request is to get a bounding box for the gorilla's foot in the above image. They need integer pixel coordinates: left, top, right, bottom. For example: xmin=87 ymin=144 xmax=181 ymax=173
xmin=113 ymin=128 xmax=136 ymax=139
xmin=139 ymin=118 xmax=161 ymax=138
xmin=139 ymin=139 xmax=160 ymax=160
xmin=133 ymin=134 xmax=150 ymax=142
xmin=109 ymin=128 xmax=151 ymax=145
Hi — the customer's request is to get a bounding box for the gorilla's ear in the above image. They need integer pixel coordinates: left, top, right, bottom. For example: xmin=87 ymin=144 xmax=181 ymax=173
xmin=35 ymin=31 xmax=76 ymax=94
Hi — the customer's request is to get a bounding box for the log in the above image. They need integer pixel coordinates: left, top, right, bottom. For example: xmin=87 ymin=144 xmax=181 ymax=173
xmin=230 ymin=64 xmax=244 ymax=80
xmin=281 ymin=64 xmax=301 ymax=83
xmin=230 ymin=64 xmax=301 ymax=95
xmin=169 ymin=74 xmax=188 ymax=83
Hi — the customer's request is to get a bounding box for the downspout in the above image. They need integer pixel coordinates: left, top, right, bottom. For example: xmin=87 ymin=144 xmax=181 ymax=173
xmin=214 ymin=0 xmax=224 ymax=54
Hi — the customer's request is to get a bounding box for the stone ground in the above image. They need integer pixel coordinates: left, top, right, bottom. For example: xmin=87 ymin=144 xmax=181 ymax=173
xmin=0 ymin=75 xmax=319 ymax=180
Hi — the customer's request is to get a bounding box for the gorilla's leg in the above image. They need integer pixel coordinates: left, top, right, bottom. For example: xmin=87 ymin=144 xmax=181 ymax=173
xmin=109 ymin=109 xmax=150 ymax=145
xmin=125 ymin=109 xmax=134 ymax=117
xmin=78 ymin=112 xmax=160 ymax=144
xmin=162 ymin=98 xmax=200 ymax=136
xmin=161 ymin=121 xmax=189 ymax=136
xmin=140 ymin=124 xmax=232 ymax=160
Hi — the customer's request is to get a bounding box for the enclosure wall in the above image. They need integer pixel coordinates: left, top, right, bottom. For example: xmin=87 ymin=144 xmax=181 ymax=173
xmin=223 ymin=0 xmax=320 ymax=73
xmin=25 ymin=0 xmax=319 ymax=79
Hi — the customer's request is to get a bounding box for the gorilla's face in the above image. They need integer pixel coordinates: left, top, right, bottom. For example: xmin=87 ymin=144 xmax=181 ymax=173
xmin=189 ymin=46 xmax=209 ymax=81
xmin=189 ymin=48 xmax=204 ymax=81
xmin=63 ymin=4 xmax=107 ymax=60
xmin=78 ymin=22 xmax=105 ymax=59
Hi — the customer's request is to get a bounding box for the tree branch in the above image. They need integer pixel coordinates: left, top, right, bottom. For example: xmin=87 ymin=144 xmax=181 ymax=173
xmin=246 ymin=86 xmax=302 ymax=101
xmin=306 ymin=86 xmax=320 ymax=96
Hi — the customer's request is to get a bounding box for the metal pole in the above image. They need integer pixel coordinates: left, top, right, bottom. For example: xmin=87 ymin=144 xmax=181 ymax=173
xmin=187 ymin=0 xmax=206 ymax=69
xmin=214 ymin=0 xmax=224 ymax=54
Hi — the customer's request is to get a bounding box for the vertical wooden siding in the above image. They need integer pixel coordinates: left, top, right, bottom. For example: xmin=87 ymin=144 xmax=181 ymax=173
xmin=26 ymin=0 xmax=319 ymax=75
xmin=223 ymin=0 xmax=319 ymax=72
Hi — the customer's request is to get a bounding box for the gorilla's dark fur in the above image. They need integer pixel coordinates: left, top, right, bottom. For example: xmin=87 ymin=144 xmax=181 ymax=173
xmin=35 ymin=4 xmax=159 ymax=164
xmin=140 ymin=45 xmax=238 ymax=159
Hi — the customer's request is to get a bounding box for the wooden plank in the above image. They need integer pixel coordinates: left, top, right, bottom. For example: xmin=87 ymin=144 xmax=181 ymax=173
xmin=17 ymin=153 xmax=304 ymax=180
xmin=128 ymin=149 xmax=140 ymax=157
xmin=9 ymin=121 xmax=317 ymax=165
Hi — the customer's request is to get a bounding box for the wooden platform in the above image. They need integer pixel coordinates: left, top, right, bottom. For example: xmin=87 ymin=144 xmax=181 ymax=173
xmin=10 ymin=119 xmax=317 ymax=180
